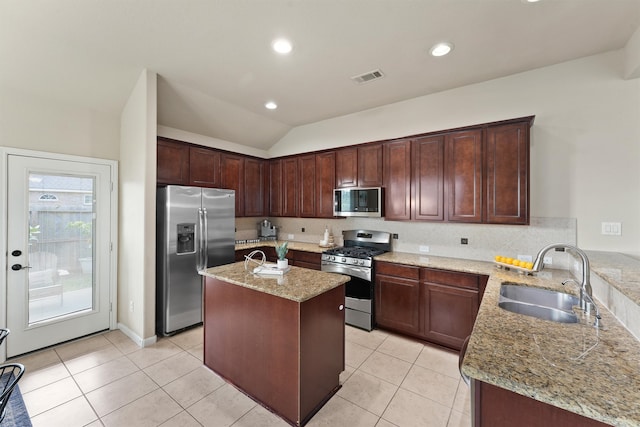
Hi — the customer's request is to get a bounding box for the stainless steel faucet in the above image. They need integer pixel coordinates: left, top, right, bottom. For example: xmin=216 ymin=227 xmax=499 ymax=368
xmin=532 ymin=243 xmax=592 ymax=311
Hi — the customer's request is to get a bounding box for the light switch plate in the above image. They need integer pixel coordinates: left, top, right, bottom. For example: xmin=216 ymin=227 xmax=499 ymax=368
xmin=601 ymin=222 xmax=622 ymax=236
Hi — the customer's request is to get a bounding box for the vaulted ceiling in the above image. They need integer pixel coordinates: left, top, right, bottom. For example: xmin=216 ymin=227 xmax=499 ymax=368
xmin=2 ymin=0 xmax=639 ymax=149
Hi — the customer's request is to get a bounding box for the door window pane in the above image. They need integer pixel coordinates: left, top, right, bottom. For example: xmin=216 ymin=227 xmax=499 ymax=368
xmin=27 ymin=173 xmax=95 ymax=325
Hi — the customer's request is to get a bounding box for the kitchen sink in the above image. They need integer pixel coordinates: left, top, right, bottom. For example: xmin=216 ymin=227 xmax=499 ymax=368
xmin=498 ymin=301 xmax=578 ymax=323
xmin=500 ymin=283 xmax=579 ymax=311
xmin=498 ymin=283 xmax=579 ymax=323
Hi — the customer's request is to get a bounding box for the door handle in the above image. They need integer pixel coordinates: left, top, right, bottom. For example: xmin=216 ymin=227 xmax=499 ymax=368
xmin=11 ymin=264 xmax=31 ymax=271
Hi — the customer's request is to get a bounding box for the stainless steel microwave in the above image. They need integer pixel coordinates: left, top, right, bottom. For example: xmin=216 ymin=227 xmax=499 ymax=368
xmin=333 ymin=187 xmax=384 ymax=217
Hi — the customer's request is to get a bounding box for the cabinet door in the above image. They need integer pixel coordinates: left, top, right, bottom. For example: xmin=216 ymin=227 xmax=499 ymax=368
xmin=316 ymin=152 xmax=336 ymax=218
xmin=299 ymin=155 xmax=316 ymax=218
xmin=358 ymin=143 xmax=383 ymax=187
xmin=413 ymin=136 xmax=444 ymax=221
xmin=486 ymin=122 xmax=529 ymax=225
xmin=422 ymin=282 xmax=478 ymax=350
xmin=189 ymin=146 xmax=221 ymax=187
xmin=269 ymin=160 xmax=283 ymax=217
xmin=375 ymin=274 xmax=421 ymax=335
xmin=384 ymin=140 xmax=411 ymax=220
xmin=445 ymin=129 xmax=483 ymax=222
xmin=220 ymin=154 xmax=244 ymax=217
xmin=157 ymin=139 xmax=189 ymax=185
xmin=335 ymin=147 xmax=358 ymax=188
xmin=282 ymin=158 xmax=299 ymax=217
xmin=244 ymin=158 xmax=265 ymax=217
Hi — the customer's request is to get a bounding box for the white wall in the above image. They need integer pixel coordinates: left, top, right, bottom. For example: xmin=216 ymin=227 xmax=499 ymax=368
xmin=119 ymin=70 xmax=157 ymax=345
xmin=270 ymin=50 xmax=640 ymax=253
xmin=0 ymin=86 xmax=119 ymax=159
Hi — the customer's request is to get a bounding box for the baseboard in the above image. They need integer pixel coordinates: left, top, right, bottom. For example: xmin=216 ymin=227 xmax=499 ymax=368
xmin=117 ymin=322 xmax=157 ymax=348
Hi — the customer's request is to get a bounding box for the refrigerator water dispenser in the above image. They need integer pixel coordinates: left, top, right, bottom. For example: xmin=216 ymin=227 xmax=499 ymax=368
xmin=177 ymin=223 xmax=195 ymax=254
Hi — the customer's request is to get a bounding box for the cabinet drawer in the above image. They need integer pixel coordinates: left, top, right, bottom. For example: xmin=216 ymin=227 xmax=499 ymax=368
xmin=421 ymin=268 xmax=479 ymax=290
xmin=376 ymin=261 xmax=420 ymax=280
xmin=293 ymin=250 xmax=321 ymax=264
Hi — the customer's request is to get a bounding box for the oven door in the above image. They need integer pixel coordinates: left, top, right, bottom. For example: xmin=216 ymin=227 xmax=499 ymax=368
xmin=322 ymin=261 xmax=374 ymax=330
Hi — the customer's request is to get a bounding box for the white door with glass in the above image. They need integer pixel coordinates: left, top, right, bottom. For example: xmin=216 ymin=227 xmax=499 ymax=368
xmin=5 ymin=153 xmax=115 ymax=357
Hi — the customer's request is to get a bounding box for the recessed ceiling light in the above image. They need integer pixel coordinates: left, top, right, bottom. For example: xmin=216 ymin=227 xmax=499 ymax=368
xmin=272 ymin=38 xmax=292 ymax=54
xmin=265 ymin=101 xmax=278 ymax=110
xmin=430 ymin=42 xmax=454 ymax=57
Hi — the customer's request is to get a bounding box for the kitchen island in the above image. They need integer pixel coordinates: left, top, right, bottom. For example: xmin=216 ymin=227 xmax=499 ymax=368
xmin=200 ymin=262 xmax=350 ymax=427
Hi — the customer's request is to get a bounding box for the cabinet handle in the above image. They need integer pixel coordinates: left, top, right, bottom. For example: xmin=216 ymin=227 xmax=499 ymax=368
xmin=338 ymin=304 xmax=344 ymax=311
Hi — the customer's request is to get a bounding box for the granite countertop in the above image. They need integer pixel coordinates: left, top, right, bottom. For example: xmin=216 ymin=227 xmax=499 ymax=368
xmin=232 ymin=242 xmax=640 ymax=423
xmin=375 ymin=251 xmax=640 ymax=426
xmin=200 ymin=261 xmax=349 ymax=303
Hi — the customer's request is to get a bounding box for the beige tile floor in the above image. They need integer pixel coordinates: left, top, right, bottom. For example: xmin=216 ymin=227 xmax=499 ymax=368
xmin=12 ymin=325 xmax=471 ymax=427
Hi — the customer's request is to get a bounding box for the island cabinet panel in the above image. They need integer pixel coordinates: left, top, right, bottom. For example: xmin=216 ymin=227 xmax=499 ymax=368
xmin=358 ymin=143 xmax=383 ymax=187
xmin=471 ymin=380 xmax=610 ymax=427
xmin=189 ymin=146 xmax=221 ymax=187
xmin=243 ymin=158 xmax=266 ymax=217
xmin=220 ymin=153 xmax=244 ymax=217
xmin=157 ymin=139 xmax=189 ymax=185
xmin=335 ymin=147 xmax=358 ymax=188
xmin=413 ymin=135 xmax=445 ymax=221
xmin=204 ymin=277 xmax=345 ymax=426
xmin=299 ymin=155 xmax=316 ymax=218
xmin=445 ymin=129 xmax=483 ymax=223
xmin=315 ymin=151 xmax=336 ymax=218
xmin=485 ymin=122 xmax=529 ymax=225
xmin=375 ymin=262 xmax=421 ymax=335
xmin=383 ymin=139 xmax=412 ymax=220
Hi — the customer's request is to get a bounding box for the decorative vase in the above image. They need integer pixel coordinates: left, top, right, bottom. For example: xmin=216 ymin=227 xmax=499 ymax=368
xmin=277 ymin=259 xmax=288 ymax=269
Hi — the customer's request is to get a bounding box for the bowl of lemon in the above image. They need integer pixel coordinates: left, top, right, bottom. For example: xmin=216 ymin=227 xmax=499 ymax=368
xmin=494 ymin=255 xmax=534 ymax=274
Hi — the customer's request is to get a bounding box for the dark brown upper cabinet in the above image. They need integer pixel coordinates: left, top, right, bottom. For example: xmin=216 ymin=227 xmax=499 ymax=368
xmin=189 ymin=146 xmax=221 ymax=187
xmin=445 ymin=129 xmax=483 ymax=223
xmin=299 ymin=155 xmax=316 ymax=218
xmin=485 ymin=121 xmax=529 ymax=225
xmin=336 ymin=144 xmax=383 ymax=188
xmin=384 ymin=136 xmax=444 ymax=222
xmin=315 ymin=151 xmax=336 ymax=218
xmin=243 ymin=158 xmax=266 ymax=217
xmin=157 ymin=139 xmax=189 ymax=185
xmin=220 ymin=153 xmax=244 ymax=217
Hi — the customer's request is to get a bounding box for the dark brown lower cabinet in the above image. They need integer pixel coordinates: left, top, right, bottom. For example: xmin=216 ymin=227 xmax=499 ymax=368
xmin=204 ymin=277 xmax=345 ymax=426
xmin=375 ymin=262 xmax=421 ymax=335
xmin=375 ymin=261 xmax=487 ymax=351
xmin=471 ymin=380 xmax=609 ymax=427
xmin=291 ymin=250 xmax=322 ymax=270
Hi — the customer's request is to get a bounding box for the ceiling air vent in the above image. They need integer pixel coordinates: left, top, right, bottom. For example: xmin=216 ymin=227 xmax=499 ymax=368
xmin=351 ymin=69 xmax=385 ymax=84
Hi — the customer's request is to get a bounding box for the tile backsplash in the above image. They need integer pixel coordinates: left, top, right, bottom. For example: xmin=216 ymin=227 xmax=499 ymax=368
xmin=236 ymin=216 xmax=577 ymax=269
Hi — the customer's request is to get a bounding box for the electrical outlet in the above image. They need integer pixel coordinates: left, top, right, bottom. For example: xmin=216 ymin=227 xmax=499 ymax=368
xmin=543 ymin=256 xmax=552 ymax=265
xmin=517 ymin=255 xmax=533 ymax=262
xmin=419 ymin=245 xmax=430 ymax=253
xmin=461 ymin=238 xmax=468 ymax=245
xmin=392 ymin=233 xmax=399 ymax=239
xmin=287 ymin=234 xmax=294 ymax=240
xmin=129 ymin=301 xmax=134 ymax=313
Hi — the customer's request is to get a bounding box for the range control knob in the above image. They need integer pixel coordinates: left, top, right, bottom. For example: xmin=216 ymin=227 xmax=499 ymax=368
xmin=359 ymin=260 xmax=365 ymax=265
xmin=341 ymin=258 xmax=346 ymax=262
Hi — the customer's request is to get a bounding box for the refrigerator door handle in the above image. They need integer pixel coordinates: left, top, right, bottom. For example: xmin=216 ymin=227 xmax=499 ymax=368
xmin=197 ymin=208 xmax=204 ymax=271
xmin=202 ymin=207 xmax=209 ymax=270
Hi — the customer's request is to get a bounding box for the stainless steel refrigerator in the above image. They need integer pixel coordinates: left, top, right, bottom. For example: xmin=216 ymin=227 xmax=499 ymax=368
xmin=156 ymin=185 xmax=235 ymax=336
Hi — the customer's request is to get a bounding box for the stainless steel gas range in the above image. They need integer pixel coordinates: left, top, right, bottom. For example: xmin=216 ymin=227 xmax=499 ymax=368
xmin=321 ymin=230 xmax=391 ymax=331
